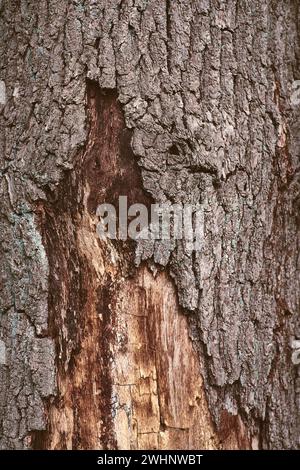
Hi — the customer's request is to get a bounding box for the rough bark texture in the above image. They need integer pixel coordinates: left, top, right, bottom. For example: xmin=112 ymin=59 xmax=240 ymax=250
xmin=0 ymin=0 xmax=299 ymax=450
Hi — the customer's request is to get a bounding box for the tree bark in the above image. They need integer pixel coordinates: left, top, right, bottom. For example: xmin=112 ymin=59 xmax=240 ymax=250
xmin=0 ymin=0 xmax=299 ymax=450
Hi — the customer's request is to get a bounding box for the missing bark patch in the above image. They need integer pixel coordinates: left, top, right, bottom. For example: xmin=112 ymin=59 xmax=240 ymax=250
xmin=33 ymin=81 xmax=246 ymax=450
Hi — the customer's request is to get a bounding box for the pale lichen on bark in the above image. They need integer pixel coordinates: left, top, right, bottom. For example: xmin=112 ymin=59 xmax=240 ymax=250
xmin=0 ymin=0 xmax=299 ymax=449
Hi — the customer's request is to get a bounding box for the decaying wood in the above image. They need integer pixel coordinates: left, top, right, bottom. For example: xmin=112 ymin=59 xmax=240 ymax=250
xmin=35 ymin=84 xmax=246 ymax=449
xmin=0 ymin=0 xmax=299 ymax=450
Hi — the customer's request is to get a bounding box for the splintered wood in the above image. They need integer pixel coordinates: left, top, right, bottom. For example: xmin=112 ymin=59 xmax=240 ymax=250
xmin=111 ymin=266 xmax=218 ymax=450
xmin=39 ymin=83 xmax=249 ymax=450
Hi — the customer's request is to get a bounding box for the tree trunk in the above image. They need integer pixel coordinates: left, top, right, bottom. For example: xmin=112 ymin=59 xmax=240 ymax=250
xmin=0 ymin=0 xmax=299 ymax=450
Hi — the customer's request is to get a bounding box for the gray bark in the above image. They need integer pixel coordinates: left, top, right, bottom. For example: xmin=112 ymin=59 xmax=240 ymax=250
xmin=0 ymin=0 xmax=299 ymax=449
